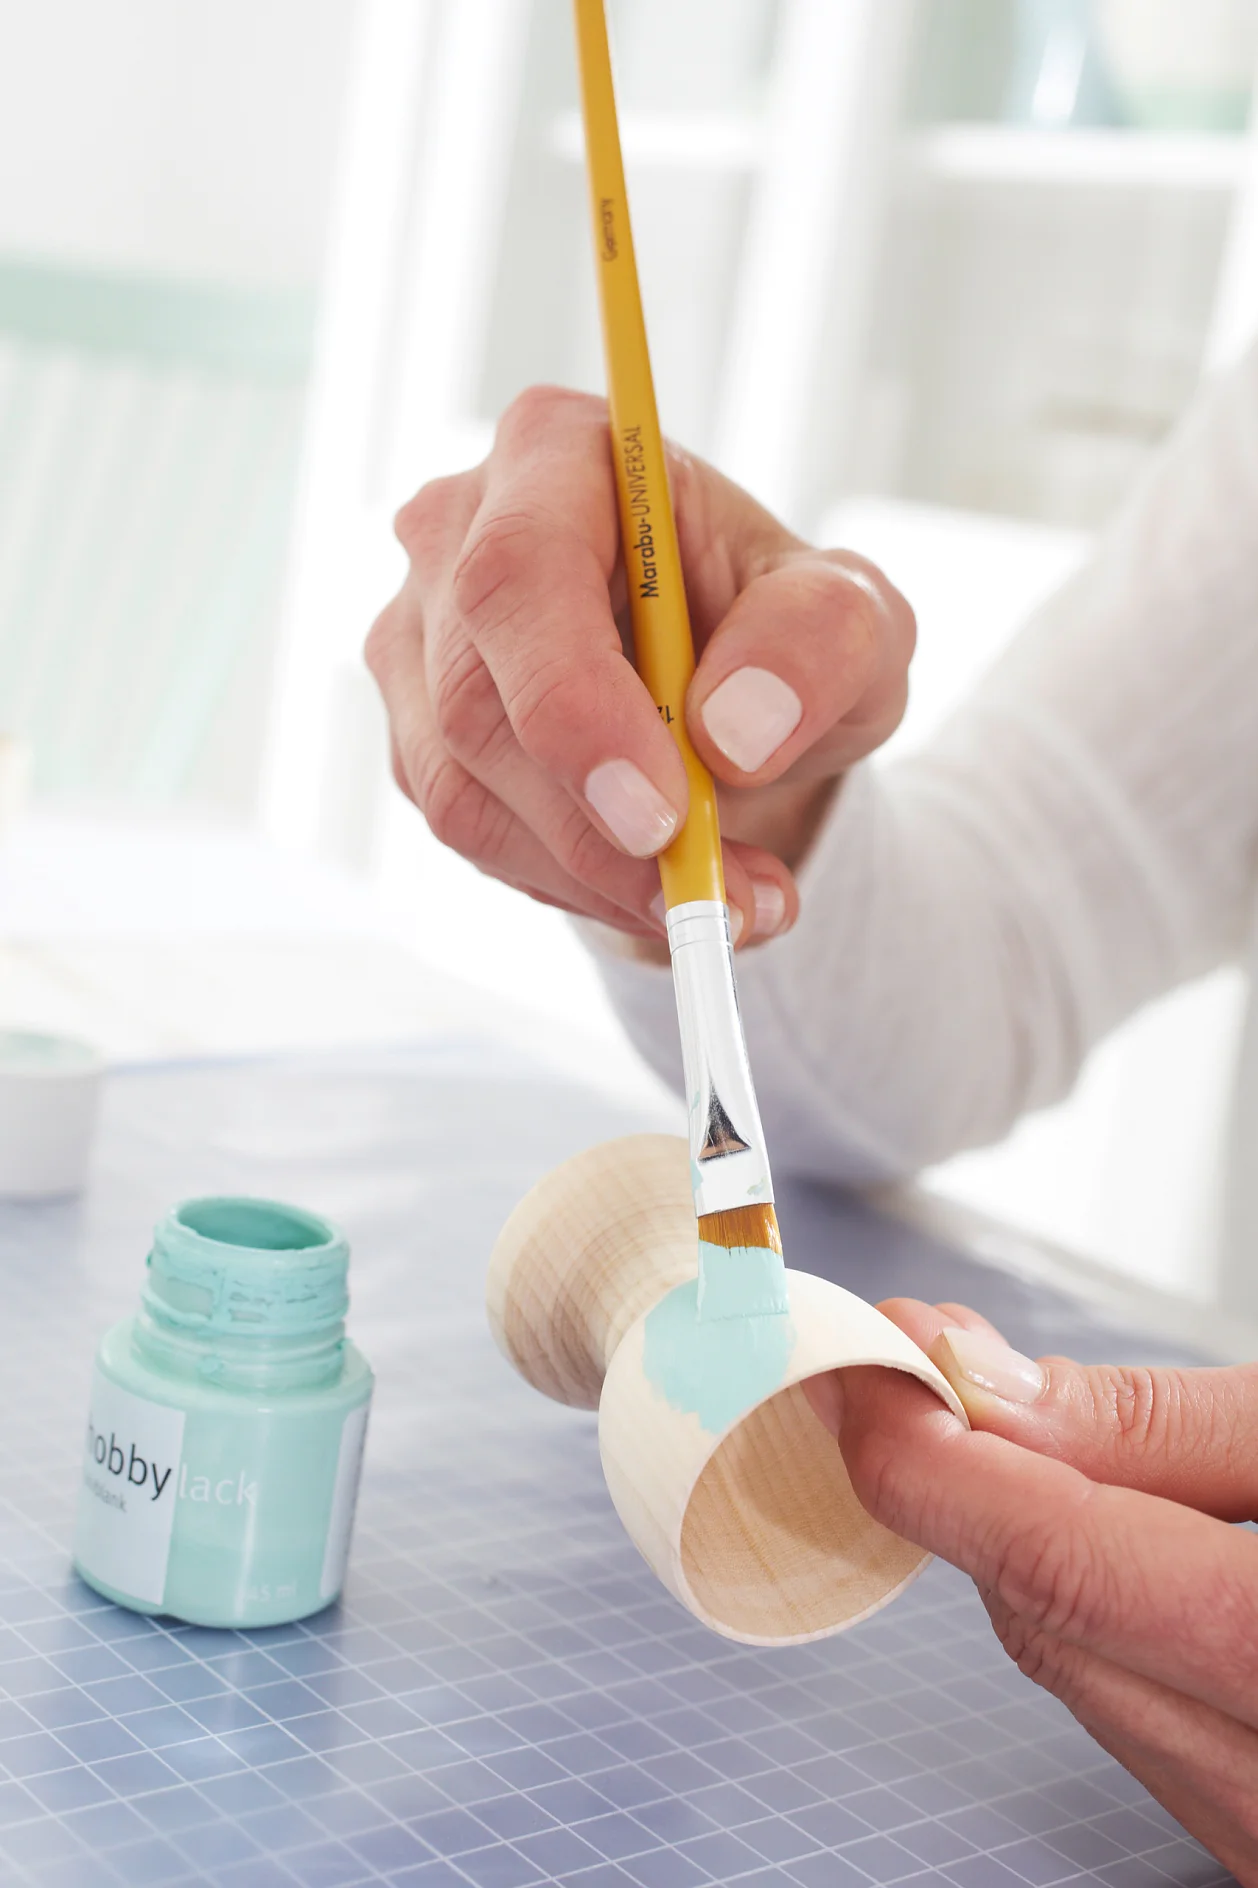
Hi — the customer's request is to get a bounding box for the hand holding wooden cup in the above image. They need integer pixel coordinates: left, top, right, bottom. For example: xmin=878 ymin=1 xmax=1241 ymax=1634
xmin=488 ymin=1134 xmax=965 ymax=1645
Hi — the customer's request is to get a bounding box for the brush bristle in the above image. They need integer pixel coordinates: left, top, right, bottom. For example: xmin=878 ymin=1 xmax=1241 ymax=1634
xmin=698 ymin=1203 xmax=782 ymax=1255
xmin=695 ymin=1202 xmax=787 ymax=1320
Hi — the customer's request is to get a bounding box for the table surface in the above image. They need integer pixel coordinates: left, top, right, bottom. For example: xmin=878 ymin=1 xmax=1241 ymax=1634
xmin=0 ymin=1040 xmax=1235 ymax=1888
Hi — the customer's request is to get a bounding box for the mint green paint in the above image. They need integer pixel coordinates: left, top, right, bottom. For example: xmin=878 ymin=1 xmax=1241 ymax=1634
xmin=74 ymin=1196 xmax=373 ymax=1629
xmin=696 ymin=1240 xmax=789 ymax=1321
xmin=642 ymin=1278 xmax=795 ymax=1437
xmin=143 ymin=1197 xmax=352 ymax=1350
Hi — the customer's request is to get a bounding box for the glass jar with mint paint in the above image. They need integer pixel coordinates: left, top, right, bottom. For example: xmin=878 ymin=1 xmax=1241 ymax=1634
xmin=73 ymin=1197 xmax=374 ymax=1629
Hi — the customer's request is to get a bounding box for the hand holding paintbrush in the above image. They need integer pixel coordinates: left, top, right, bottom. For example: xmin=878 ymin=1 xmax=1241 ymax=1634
xmin=480 ymin=4 xmax=961 ymax=1650
xmin=572 ymin=0 xmax=787 ymax=1316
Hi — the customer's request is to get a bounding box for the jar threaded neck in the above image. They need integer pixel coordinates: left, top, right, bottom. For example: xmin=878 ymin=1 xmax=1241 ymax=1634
xmin=136 ymin=1197 xmax=351 ymax=1390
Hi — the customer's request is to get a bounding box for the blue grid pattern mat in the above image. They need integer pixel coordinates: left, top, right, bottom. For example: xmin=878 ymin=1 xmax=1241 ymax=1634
xmin=0 ymin=1041 xmax=1235 ymax=1888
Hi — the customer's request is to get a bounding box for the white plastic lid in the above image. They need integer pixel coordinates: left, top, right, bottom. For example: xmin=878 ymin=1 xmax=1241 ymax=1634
xmin=0 ymin=1031 xmax=104 ymax=1198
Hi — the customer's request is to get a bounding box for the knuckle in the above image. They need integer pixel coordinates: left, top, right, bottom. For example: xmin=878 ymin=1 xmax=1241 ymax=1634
xmin=450 ymin=511 xmax=536 ymax=638
xmin=812 ymin=556 xmax=873 ymax=611
xmin=829 ymin=551 xmax=917 ymax=660
xmin=986 ymin=1598 xmax=1078 ymax=1698
xmin=394 ymin=475 xmax=465 ymax=555
xmin=1095 ymin=1365 xmax=1167 ymax=1456
xmin=551 ymin=801 xmax=616 ymax=886
xmin=499 ymin=382 xmax=603 ymax=446
xmin=1089 ymin=1363 xmax=1236 ymax=1491
xmin=991 ymin=1602 xmax=1040 ymax=1676
xmin=417 ymin=755 xmax=507 ymax=863
xmin=998 ymin=1508 xmax=1105 ymax=1646
xmin=428 ymin=636 xmax=501 ymax=764
xmin=804 ymin=562 xmax=887 ymax=674
xmin=418 ymin=761 xmax=468 ymax=850
xmin=767 ymin=556 xmax=864 ymax=632
xmin=508 ymin=656 xmax=590 ymax=766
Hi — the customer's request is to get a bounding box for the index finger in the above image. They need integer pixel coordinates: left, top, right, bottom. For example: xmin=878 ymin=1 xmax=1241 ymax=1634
xmin=830 ymin=1358 xmax=1258 ymax=1729
xmin=439 ymin=387 xmax=689 ymax=856
xmin=877 ymin=1296 xmax=1258 ymax=1522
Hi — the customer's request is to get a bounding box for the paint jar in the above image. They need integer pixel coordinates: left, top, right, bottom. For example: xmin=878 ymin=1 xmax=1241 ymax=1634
xmin=73 ymin=1197 xmax=374 ymax=1629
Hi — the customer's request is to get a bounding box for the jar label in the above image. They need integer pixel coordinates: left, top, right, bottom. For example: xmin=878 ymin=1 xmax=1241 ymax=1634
xmin=319 ymin=1400 xmax=370 ymax=1602
xmin=73 ymin=1370 xmax=185 ymax=1606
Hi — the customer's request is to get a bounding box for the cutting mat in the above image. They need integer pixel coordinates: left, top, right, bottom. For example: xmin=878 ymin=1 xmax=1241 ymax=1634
xmin=0 ymin=1041 xmax=1234 ymax=1887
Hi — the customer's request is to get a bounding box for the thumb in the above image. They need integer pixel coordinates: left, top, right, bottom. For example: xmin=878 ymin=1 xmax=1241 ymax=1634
xmin=686 ymin=550 xmax=913 ymax=788
xmin=932 ymin=1321 xmax=1258 ymax=1522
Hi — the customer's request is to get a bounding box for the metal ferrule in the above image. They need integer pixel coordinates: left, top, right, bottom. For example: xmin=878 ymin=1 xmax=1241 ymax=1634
xmin=665 ymin=900 xmax=774 ymax=1218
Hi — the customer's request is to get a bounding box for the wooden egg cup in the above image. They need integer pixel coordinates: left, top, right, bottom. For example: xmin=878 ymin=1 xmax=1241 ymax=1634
xmin=488 ymin=1134 xmax=965 ymax=1647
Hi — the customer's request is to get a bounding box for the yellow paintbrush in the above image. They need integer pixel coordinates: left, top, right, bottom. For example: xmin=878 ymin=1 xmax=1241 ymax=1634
xmin=573 ymin=0 xmax=786 ymax=1320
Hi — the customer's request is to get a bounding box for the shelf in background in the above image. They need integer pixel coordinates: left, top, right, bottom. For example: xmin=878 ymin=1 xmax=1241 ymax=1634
xmin=548 ymin=107 xmax=764 ymax=172
xmin=548 ymin=115 xmax=1253 ymax=188
xmin=906 ymin=125 xmax=1251 ymax=192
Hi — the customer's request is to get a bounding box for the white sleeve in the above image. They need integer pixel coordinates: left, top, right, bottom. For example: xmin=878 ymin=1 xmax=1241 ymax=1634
xmin=587 ymin=346 xmax=1258 ymax=1186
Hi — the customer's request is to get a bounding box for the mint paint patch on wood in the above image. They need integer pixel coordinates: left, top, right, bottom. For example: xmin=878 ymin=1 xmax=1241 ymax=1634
xmin=696 ymin=1239 xmax=789 ymax=1321
xmin=642 ymin=1280 xmax=795 ymax=1436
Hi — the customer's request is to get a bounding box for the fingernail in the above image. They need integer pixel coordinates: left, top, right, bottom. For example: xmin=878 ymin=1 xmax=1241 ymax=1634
xmin=649 ymin=891 xmax=667 ymax=930
xmin=938 ymin=1327 xmax=1044 ymax=1405
xmin=584 ymin=760 xmax=680 ymax=857
xmin=728 ymin=905 xmax=744 ymax=944
xmin=700 ymin=667 xmax=803 ymax=774
xmin=751 ymin=879 xmax=787 ymax=938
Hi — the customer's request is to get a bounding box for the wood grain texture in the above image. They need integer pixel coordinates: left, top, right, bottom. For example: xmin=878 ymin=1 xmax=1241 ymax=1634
xmin=680 ymin=1381 xmax=926 ymax=1640
xmin=487 ymin=1133 xmax=968 ymax=1644
xmin=487 ymin=1135 xmax=696 ymax=1408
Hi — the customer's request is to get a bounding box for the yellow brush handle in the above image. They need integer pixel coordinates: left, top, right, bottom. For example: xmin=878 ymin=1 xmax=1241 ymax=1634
xmin=572 ymin=0 xmax=724 ymax=910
